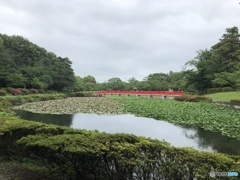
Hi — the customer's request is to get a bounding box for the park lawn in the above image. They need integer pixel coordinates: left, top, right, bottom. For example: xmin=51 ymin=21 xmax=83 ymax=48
xmin=205 ymin=91 xmax=240 ymax=101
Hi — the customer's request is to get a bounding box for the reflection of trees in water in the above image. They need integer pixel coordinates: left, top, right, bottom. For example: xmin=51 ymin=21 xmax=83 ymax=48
xmin=178 ymin=124 xmax=240 ymax=155
xmin=15 ymin=110 xmax=73 ymax=127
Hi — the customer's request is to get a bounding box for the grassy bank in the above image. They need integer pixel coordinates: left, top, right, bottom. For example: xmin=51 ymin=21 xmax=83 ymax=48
xmin=205 ymin=91 xmax=240 ymax=101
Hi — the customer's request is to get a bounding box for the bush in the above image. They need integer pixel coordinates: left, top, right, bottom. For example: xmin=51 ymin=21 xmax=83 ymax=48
xmin=38 ymin=89 xmax=45 ymax=94
xmin=16 ymin=131 xmax=240 ymax=179
xmin=207 ymin=87 xmax=234 ymax=94
xmin=6 ymin=87 xmax=13 ymax=93
xmin=11 ymin=89 xmax=22 ymax=95
xmin=222 ymin=87 xmax=234 ymax=92
xmin=20 ymin=89 xmax=29 ymax=95
xmin=174 ymin=95 xmax=212 ymax=102
xmin=0 ymin=89 xmax=7 ymax=96
xmin=0 ymin=112 xmax=239 ymax=179
xmin=0 ymin=98 xmax=12 ymax=111
xmin=29 ymin=89 xmax=38 ymax=94
xmin=67 ymin=91 xmax=94 ymax=97
xmin=10 ymin=96 xmax=26 ymax=105
xmin=230 ymin=99 xmax=240 ymax=106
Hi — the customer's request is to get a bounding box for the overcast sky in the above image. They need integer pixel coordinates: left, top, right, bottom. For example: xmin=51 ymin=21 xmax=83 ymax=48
xmin=0 ymin=0 xmax=240 ymax=82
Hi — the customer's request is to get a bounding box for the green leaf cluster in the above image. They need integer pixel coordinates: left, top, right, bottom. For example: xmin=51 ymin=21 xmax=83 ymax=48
xmin=0 ymin=34 xmax=75 ymax=91
xmin=185 ymin=27 xmax=240 ymax=94
xmin=0 ymin=117 xmax=239 ymax=179
xmin=115 ymin=96 xmax=240 ymax=140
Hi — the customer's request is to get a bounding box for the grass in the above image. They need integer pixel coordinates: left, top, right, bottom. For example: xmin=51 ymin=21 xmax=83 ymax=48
xmin=205 ymin=91 xmax=240 ymax=101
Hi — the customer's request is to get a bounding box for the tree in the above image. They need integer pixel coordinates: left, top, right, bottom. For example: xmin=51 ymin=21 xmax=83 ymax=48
xmin=184 ymin=27 xmax=240 ymax=93
xmin=211 ymin=26 xmax=240 ymax=73
xmin=145 ymin=73 xmax=169 ymax=90
xmin=168 ymin=71 xmax=186 ymax=90
xmin=0 ymin=33 xmax=76 ymax=91
xmin=127 ymin=77 xmax=140 ymax=90
xmin=107 ymin=77 xmax=125 ymax=90
xmin=185 ymin=50 xmax=214 ymax=94
xmin=83 ymin=75 xmax=96 ymax=85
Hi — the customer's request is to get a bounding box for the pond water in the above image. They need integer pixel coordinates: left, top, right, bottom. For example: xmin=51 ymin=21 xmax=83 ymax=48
xmin=15 ymin=110 xmax=240 ymax=155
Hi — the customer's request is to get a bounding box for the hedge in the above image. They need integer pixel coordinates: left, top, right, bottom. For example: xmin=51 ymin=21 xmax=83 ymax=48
xmin=0 ymin=117 xmax=239 ymax=179
xmin=174 ymin=95 xmax=212 ymax=102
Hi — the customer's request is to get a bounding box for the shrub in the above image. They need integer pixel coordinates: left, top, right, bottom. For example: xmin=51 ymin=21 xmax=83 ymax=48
xmin=29 ymin=89 xmax=38 ymax=94
xmin=17 ymin=132 xmax=240 ymax=179
xmin=222 ymin=87 xmax=234 ymax=92
xmin=174 ymin=95 xmax=212 ymax=102
xmin=20 ymin=88 xmax=29 ymax=95
xmin=10 ymin=96 xmax=26 ymax=105
xmin=68 ymin=91 xmax=94 ymax=97
xmin=230 ymin=99 xmax=240 ymax=106
xmin=6 ymin=87 xmax=13 ymax=93
xmin=207 ymin=87 xmax=234 ymax=94
xmin=0 ymin=89 xmax=7 ymax=96
xmin=38 ymin=89 xmax=45 ymax=94
xmin=0 ymin=114 xmax=239 ymax=179
xmin=0 ymin=98 xmax=12 ymax=111
xmin=11 ymin=88 xmax=22 ymax=95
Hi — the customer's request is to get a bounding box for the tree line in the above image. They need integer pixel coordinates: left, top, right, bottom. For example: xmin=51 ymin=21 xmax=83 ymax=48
xmin=0 ymin=34 xmax=75 ymax=92
xmin=1 ymin=26 xmax=239 ymax=94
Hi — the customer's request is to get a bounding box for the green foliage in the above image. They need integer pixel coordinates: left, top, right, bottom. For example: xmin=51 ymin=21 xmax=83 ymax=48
xmin=20 ymin=88 xmax=29 ymax=95
xmin=0 ymin=34 xmax=75 ymax=91
xmin=114 ymin=96 xmax=240 ymax=140
xmin=29 ymin=89 xmax=38 ymax=94
xmin=106 ymin=77 xmax=125 ymax=90
xmin=38 ymin=89 xmax=45 ymax=94
xmin=67 ymin=91 xmax=94 ymax=97
xmin=5 ymin=87 xmax=13 ymax=93
xmin=207 ymin=87 xmax=234 ymax=94
xmin=174 ymin=95 xmax=212 ymax=102
xmin=0 ymin=89 xmax=7 ymax=96
xmin=0 ymin=122 xmax=238 ymax=179
xmin=185 ymin=27 xmax=240 ymax=94
xmin=13 ymin=97 xmax=124 ymax=115
xmin=0 ymin=95 xmax=239 ymax=179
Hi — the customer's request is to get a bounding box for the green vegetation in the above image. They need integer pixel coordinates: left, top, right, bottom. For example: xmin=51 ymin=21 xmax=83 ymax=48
xmin=0 ymin=34 xmax=75 ymax=91
xmin=111 ymin=96 xmax=240 ymax=140
xmin=1 ymin=26 xmax=240 ymax=178
xmin=174 ymin=95 xmax=212 ymax=102
xmin=12 ymin=96 xmax=240 ymax=140
xmin=0 ymin=111 xmax=239 ymax=179
xmin=1 ymin=26 xmax=239 ymax=94
xmin=13 ymin=97 xmax=124 ymax=115
xmin=205 ymin=91 xmax=240 ymax=101
xmin=0 ymin=95 xmax=240 ymax=179
xmin=185 ymin=27 xmax=240 ymax=94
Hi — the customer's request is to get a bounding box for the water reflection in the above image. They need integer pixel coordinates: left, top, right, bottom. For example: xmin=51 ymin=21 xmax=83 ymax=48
xmin=15 ymin=110 xmax=240 ymax=155
xmin=180 ymin=125 xmax=240 ymax=155
xmin=15 ymin=110 xmax=73 ymax=127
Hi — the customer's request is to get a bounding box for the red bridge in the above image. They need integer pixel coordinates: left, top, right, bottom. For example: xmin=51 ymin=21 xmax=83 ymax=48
xmin=96 ymin=90 xmax=184 ymax=97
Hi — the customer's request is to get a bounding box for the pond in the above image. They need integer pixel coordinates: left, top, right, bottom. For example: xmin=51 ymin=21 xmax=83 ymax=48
xmin=15 ymin=110 xmax=240 ymax=155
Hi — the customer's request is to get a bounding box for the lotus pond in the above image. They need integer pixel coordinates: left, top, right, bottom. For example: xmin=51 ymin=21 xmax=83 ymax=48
xmin=13 ymin=97 xmax=240 ymax=155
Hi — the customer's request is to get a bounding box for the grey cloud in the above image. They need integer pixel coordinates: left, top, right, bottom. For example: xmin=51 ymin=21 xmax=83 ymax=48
xmin=0 ymin=0 xmax=239 ymax=82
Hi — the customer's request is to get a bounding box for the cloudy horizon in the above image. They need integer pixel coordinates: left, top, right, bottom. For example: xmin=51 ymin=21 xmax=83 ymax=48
xmin=0 ymin=0 xmax=240 ymax=82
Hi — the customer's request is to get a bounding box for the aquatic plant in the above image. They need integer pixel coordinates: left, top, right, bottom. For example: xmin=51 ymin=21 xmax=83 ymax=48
xmin=115 ymin=96 xmax=240 ymax=140
xmin=13 ymin=97 xmax=124 ymax=115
